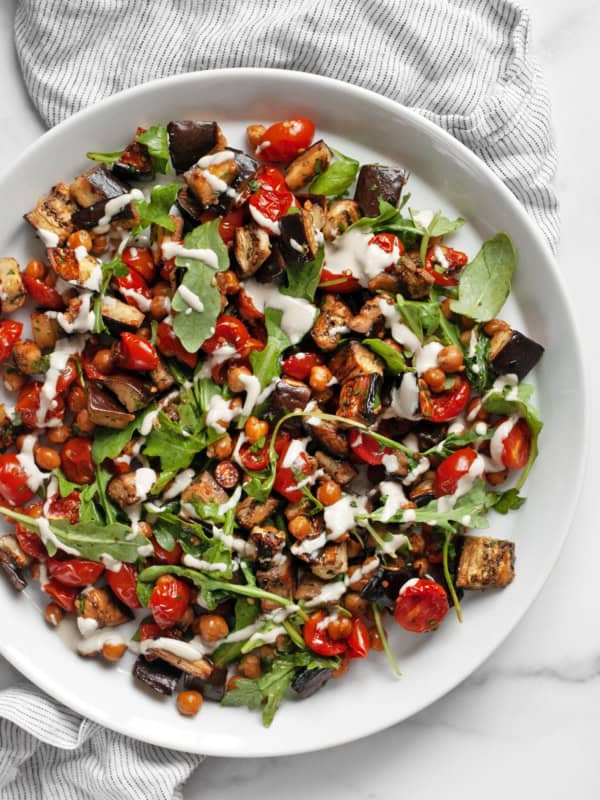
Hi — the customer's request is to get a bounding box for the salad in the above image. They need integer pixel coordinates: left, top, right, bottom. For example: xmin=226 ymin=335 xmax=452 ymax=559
xmin=0 ymin=116 xmax=544 ymax=726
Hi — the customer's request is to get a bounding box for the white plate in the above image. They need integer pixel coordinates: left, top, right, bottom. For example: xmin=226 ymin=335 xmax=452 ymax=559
xmin=0 ymin=69 xmax=587 ymax=756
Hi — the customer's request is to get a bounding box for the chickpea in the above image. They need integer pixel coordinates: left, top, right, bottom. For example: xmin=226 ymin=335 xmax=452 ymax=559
xmin=67 ymin=385 xmax=87 ymax=413
xmin=288 ymin=515 xmax=312 ymax=540
xmin=258 ymin=645 xmax=275 ymax=659
xmin=247 ymin=123 xmax=267 ymax=148
xmin=423 ymin=367 xmax=446 ymax=393
xmin=239 ymin=653 xmax=262 ymax=679
xmin=102 ymin=642 xmax=128 ymax=661
xmin=2 ymin=365 xmax=26 ymax=393
xmin=152 ymin=281 xmax=171 ymax=297
xmin=227 ymin=364 xmax=251 ymax=394
xmin=244 ymin=415 xmax=269 ymax=445
xmin=275 ymin=634 xmax=287 ymax=652
xmin=460 ymin=315 xmax=475 ymax=330
xmin=460 ymin=330 xmax=472 ymax=347
xmin=136 ymin=521 xmax=153 ymax=538
xmin=149 ymin=295 xmax=170 ymax=321
xmin=369 ymin=628 xmax=385 ymax=652
xmin=75 ymin=409 xmax=96 ymax=434
xmin=198 ymin=614 xmax=229 ymax=643
xmin=440 ymin=297 xmax=454 ymax=320
xmin=316 ymin=479 xmax=342 ymax=506
xmin=35 ymin=446 xmax=61 ymax=471
xmin=92 ymin=348 xmax=115 ymax=375
xmin=90 ymin=234 xmax=109 ymax=256
xmin=177 ymin=690 xmax=203 ymax=717
xmin=332 ymin=656 xmax=350 ymax=679
xmin=309 ymin=365 xmax=333 ymax=392
xmin=67 ymin=230 xmax=93 ymax=251
xmin=44 ymin=602 xmax=63 ymax=627
xmin=343 ymin=592 xmax=369 ymax=617
xmin=207 ymin=433 xmax=233 ymax=460
xmin=226 ymin=674 xmax=244 ymax=692
xmin=327 ymin=616 xmax=353 ymax=641
xmin=30 ymin=562 xmax=41 ymax=581
xmin=486 ymin=470 xmax=508 ymax=486
xmin=47 ymin=424 xmax=72 ymax=444
xmin=437 ymin=345 xmax=464 ymax=373
xmin=25 ymin=259 xmax=46 ymax=280
xmin=346 ymin=538 xmax=362 ymax=560
xmin=483 ymin=318 xmax=510 ymax=337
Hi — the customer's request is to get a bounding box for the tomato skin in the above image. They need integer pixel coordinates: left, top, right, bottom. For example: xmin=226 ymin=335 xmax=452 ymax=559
xmin=107 ymin=563 xmax=141 ymax=608
xmin=255 ymin=165 xmax=288 ymax=192
xmin=201 ymin=315 xmax=249 ymax=354
xmin=394 ymin=578 xmax=449 ymax=633
xmin=249 ymin=187 xmax=293 ymax=229
xmin=434 ymin=448 xmax=478 ymax=497
xmin=347 ymin=618 xmax=370 ymax=658
xmin=47 ymin=557 xmax=105 ymax=587
xmin=257 ymin=119 xmax=315 ymax=163
xmin=319 ymin=267 xmax=360 ymax=293
xmin=368 ymin=232 xmax=404 ymax=256
xmin=282 ymin=352 xmax=322 ymax=381
xmin=273 ymin=443 xmax=313 ymax=503
xmin=348 ymin=430 xmax=392 ymax=466
xmin=303 ymin=610 xmax=348 ymax=656
xmin=149 ymin=575 xmax=191 ymax=629
xmin=239 ymin=442 xmax=270 ymax=472
xmin=500 ymin=418 xmax=531 ymax=469
xmin=237 ymin=289 xmax=264 ymax=322
xmin=138 ymin=621 xmax=181 ymax=641
xmin=43 ymin=579 xmax=78 ymax=612
xmin=156 ymin=321 xmax=198 ymax=369
xmin=22 ymin=273 xmax=65 ymax=310
xmin=55 ymin=358 xmax=79 ymax=394
xmin=60 ymin=438 xmax=95 ymax=485
xmin=116 ymin=333 xmax=159 ymax=371
xmin=114 ymin=269 xmax=152 ymax=311
xmin=16 ymin=382 xmax=64 ymax=429
xmin=45 ymin=491 xmax=81 ymax=524
xmin=0 ymin=321 xmax=23 ymax=363
xmin=219 ymin=207 xmax=246 ymax=244
xmin=15 ymin=525 xmax=46 ymax=560
xmin=122 ymin=246 xmax=156 ymax=283
xmin=424 ymin=246 xmax=468 ymax=287
xmin=152 ymin=538 xmax=183 ymax=566
xmin=425 ymin=377 xmax=471 ymax=423
xmin=0 ymin=455 xmax=34 ymax=507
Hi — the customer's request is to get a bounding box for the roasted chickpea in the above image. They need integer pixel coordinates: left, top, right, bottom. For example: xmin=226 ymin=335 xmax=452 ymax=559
xmin=460 ymin=330 xmax=472 ymax=347
xmin=316 ymin=479 xmax=342 ymax=506
xmin=226 ymin=674 xmax=244 ymax=692
xmin=13 ymin=340 xmax=43 ymax=375
xmin=244 ymin=415 xmax=269 ymax=445
xmin=25 ymin=259 xmax=46 ymax=280
xmin=75 ymin=409 xmax=96 ymax=434
xmin=136 ymin=521 xmax=153 ymax=538
xmin=369 ymin=628 xmax=385 ymax=652
xmin=149 ymin=296 xmax=170 ymax=321
xmin=90 ymin=234 xmax=109 ymax=256
xmin=35 ymin=446 xmax=61 ymax=471
xmin=486 ymin=469 xmax=508 ymax=486
xmin=460 ymin=315 xmax=475 ymax=330
xmin=288 ymin=515 xmax=312 ymax=540
xmin=47 ymin=424 xmax=72 ymax=444
xmin=67 ymin=230 xmax=93 ymax=251
xmin=152 ymin=281 xmax=171 ymax=297
xmin=327 ymin=616 xmax=353 ymax=641
xmin=309 ymin=365 xmax=332 ymax=392
xmin=92 ymin=348 xmax=115 ymax=375
xmin=44 ymin=602 xmax=63 ymax=627
xmin=247 ymin=124 xmax=267 ymax=148
xmin=177 ymin=690 xmax=203 ymax=717
xmin=239 ymin=653 xmax=262 ymax=679
xmin=198 ymin=614 xmax=229 ymax=643
xmin=423 ymin=367 xmax=446 ymax=393
xmin=102 ymin=642 xmax=128 ymax=661
xmin=346 ymin=538 xmax=362 ymax=560
xmin=483 ymin=319 xmax=510 ymax=337
xmin=440 ymin=297 xmax=454 ymax=320
xmin=275 ymin=634 xmax=287 ymax=652
xmin=207 ymin=433 xmax=233 ymax=460
xmin=2 ymin=365 xmax=26 ymax=393
xmin=227 ymin=364 xmax=252 ymax=394
xmin=67 ymin=385 xmax=87 ymax=413
xmin=437 ymin=345 xmax=464 ymax=373
xmin=343 ymin=592 xmax=369 ymax=617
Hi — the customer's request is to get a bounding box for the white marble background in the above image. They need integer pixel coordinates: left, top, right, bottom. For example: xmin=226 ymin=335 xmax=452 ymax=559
xmin=0 ymin=0 xmax=598 ymax=796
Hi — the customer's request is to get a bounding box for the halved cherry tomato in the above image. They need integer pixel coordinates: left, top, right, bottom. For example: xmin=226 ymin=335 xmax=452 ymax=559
xmin=423 ymin=245 xmax=468 ymax=287
xmin=303 ymin=610 xmax=348 ymax=656
xmin=319 ymin=267 xmax=360 ymax=293
xmin=152 ymin=538 xmax=183 ymax=566
xmin=45 ymin=491 xmax=81 ymax=524
xmin=47 ymin=557 xmax=104 ymax=587
xmin=434 ymin=447 xmax=478 ymax=497
xmin=273 ymin=442 xmax=313 ymax=503
xmin=0 ymin=321 xmax=23 ymax=364
xmin=156 ymin=321 xmax=198 ymax=369
xmin=60 ymin=438 xmax=95 ymax=485
xmin=256 ymin=119 xmax=315 ymax=163
xmin=501 ymin=419 xmax=531 ymax=469
xmin=22 ymin=273 xmax=65 ymax=310
xmin=282 ymin=352 xmax=323 ymax=381
xmin=238 ymin=441 xmax=270 ymax=472
xmin=219 ymin=207 xmax=246 ymax=245
xmin=149 ymin=574 xmax=191 ymax=629
xmin=55 ymin=358 xmax=79 ymax=394
xmin=368 ymin=232 xmax=404 ymax=256
xmin=43 ymin=579 xmax=78 ymax=612
xmin=122 ymin=246 xmax=156 ymax=283
xmin=347 ymin=617 xmax=370 ymax=658
xmin=107 ymin=563 xmax=141 ymax=608
xmin=348 ymin=430 xmax=392 ymax=466
xmin=424 ymin=377 xmax=470 ymax=423
xmin=138 ymin=620 xmax=182 ymax=641
xmin=237 ymin=289 xmax=264 ymax=322
xmin=114 ymin=268 xmax=152 ymax=311
xmin=248 ymin=187 xmax=293 ymax=230
xmin=116 ymin=332 xmax=159 ymax=371
xmin=16 ymin=382 xmax=64 ymax=429
xmin=394 ymin=578 xmax=449 ymax=633
xmin=273 ymin=431 xmax=292 ymax=457
xmin=255 ymin=165 xmax=288 ymax=192
xmin=201 ymin=315 xmax=249 ymax=354
xmin=0 ymin=454 xmax=34 ymax=506
xmin=15 ymin=525 xmax=46 ymax=560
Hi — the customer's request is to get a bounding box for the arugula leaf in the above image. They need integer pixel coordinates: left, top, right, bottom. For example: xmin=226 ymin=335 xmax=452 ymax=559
xmin=136 ymin=580 xmax=153 ymax=608
xmin=86 ymin=149 xmax=123 ymax=165
xmin=309 ymin=148 xmax=359 ymax=196
xmin=463 ymin=329 xmax=492 ymax=394
xmin=450 ymin=233 xmax=516 ymax=322
xmin=395 ymin=295 xmax=441 ymax=343
xmin=363 ymin=338 xmax=412 ymax=374
xmin=96 ymin=464 xmax=119 ymax=525
xmin=249 ymin=309 xmax=291 ymax=390
xmin=143 ymin=411 xmax=206 ymax=472
xmin=409 ymin=209 xmax=465 ymax=265
xmin=0 ymin=507 xmax=149 ymax=562
xmin=132 ymin=184 xmax=180 ymax=233
xmin=91 ymin=404 xmax=156 ymax=463
xmin=280 ymin=244 xmax=324 ymax=303
xmin=422 ymin=429 xmax=492 ymax=458
xmin=172 ymin=220 xmax=229 ymax=353
xmin=493 ymin=488 xmax=526 ymax=514
xmin=136 ymin=126 xmax=170 ymax=173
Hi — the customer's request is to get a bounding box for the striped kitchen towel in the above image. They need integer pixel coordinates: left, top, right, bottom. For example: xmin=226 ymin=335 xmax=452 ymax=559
xmin=3 ymin=1 xmax=557 ymax=798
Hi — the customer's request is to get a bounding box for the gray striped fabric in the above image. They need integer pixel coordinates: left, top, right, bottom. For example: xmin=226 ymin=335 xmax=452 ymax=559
xmin=4 ymin=1 xmax=557 ymax=796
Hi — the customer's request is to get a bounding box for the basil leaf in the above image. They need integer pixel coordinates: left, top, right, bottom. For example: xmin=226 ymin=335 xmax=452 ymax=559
xmin=249 ymin=308 xmax=291 ymax=389
xmin=450 ymin=233 xmax=516 ymax=322
xmin=136 ymin=126 xmax=170 ymax=173
xmin=280 ymin=244 xmax=324 ymax=303
xmin=86 ymin=150 xmax=123 ymax=165
xmin=395 ymin=295 xmax=442 ymax=342
xmin=492 ymin=488 xmax=526 ymax=514
xmin=172 ymin=220 xmax=229 ymax=353
xmin=363 ymin=339 xmax=413 ymax=374
xmin=132 ymin=184 xmax=180 ymax=233
xmin=143 ymin=411 xmax=206 ymax=472
xmin=309 ymin=148 xmax=359 ymax=196
xmin=92 ymin=404 xmax=156 ymax=463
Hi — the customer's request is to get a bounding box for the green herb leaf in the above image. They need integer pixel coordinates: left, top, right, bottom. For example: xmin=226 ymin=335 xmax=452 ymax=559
xmin=363 ymin=339 xmax=413 ymax=374
xmin=92 ymin=253 xmax=128 ymax=334
xmin=351 ymin=199 xmax=421 ymax=248
xmin=86 ymin=150 xmax=123 ymax=165
xmin=132 ymin=184 xmax=180 ymax=233
xmin=492 ymin=488 xmax=526 ymax=514
xmin=143 ymin=411 xmax=206 ymax=472
xmin=394 ymin=295 xmax=442 ymax=342
xmin=463 ymin=329 xmax=493 ymax=394
xmin=309 ymin=148 xmax=359 ymax=196
xmin=249 ymin=308 xmax=291 ymax=390
xmin=450 ymin=233 xmax=516 ymax=322
xmin=408 ymin=209 xmax=465 ymax=265
xmin=91 ymin=404 xmax=156 ymax=463
xmin=136 ymin=126 xmax=170 ymax=173
xmin=280 ymin=244 xmax=324 ymax=303
xmin=422 ymin=429 xmax=492 ymax=458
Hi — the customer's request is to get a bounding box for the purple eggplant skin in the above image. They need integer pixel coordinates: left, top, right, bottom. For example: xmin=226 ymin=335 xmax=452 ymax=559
xmin=101 ymin=373 xmax=155 ymax=413
xmin=361 ymin=565 xmax=419 ymax=608
xmin=354 ymin=164 xmax=408 ymax=217
xmin=87 ymin=383 xmax=135 ymax=430
xmin=0 ymin=555 xmax=26 ymax=592
xmin=87 ymin=165 xmax=131 ymax=200
xmin=71 ymin=200 xmax=136 ymax=231
xmin=184 ymin=666 xmax=227 ymax=702
xmin=291 ymin=667 xmax=333 ymax=699
xmin=167 ymin=121 xmax=219 ymax=173
xmin=176 ymin=186 xmax=204 ymax=229
xmin=113 ymin=142 xmax=155 ymax=182
xmin=490 ymin=330 xmax=544 ymax=380
xmin=254 ymin=242 xmax=287 ymax=284
xmin=133 ymin=656 xmax=181 ymax=696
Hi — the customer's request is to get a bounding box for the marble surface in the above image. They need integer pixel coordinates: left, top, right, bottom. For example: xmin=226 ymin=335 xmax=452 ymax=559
xmin=0 ymin=0 xmax=598 ymax=796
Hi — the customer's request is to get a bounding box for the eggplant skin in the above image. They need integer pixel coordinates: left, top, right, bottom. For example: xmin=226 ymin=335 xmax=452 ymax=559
xmin=176 ymin=186 xmax=204 ymax=228
xmin=132 ymin=656 xmax=181 ymax=696
xmin=291 ymin=667 xmax=333 ymax=699
xmin=354 ymin=164 xmax=408 ymax=217
xmin=490 ymin=330 xmax=544 ymax=380
xmin=167 ymin=121 xmax=220 ymax=173
xmin=361 ymin=565 xmax=418 ymax=608
xmin=184 ymin=666 xmax=227 ymax=702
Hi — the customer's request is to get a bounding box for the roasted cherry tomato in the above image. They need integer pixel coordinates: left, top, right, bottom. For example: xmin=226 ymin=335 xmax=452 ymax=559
xmin=138 ymin=620 xmax=181 ymax=641
xmin=116 ymin=332 xmax=159 ymax=371
xmin=114 ymin=268 xmax=152 ymax=311
xmin=107 ymin=563 xmax=141 ymax=608
xmin=15 ymin=525 xmax=47 ymax=560
xmin=319 ymin=267 xmax=360 ymax=293
xmin=423 ymin=377 xmax=471 ymax=423
xmin=281 ymin=352 xmax=323 ymax=381
xmin=423 ymin=245 xmax=468 ymax=287
xmin=0 ymin=455 xmax=34 ymax=507
xmin=121 ymin=245 xmax=156 ymax=283
xmin=273 ymin=441 xmax=314 ymax=503
xmin=55 ymin=358 xmax=79 ymax=394
xmin=47 ymin=557 xmax=104 ymax=587
xmin=22 ymin=273 xmax=65 ymax=310
xmin=237 ymin=289 xmax=264 ymax=321
xmin=60 ymin=437 xmax=95 ymax=485
xmin=0 ymin=320 xmax=23 ymax=364
xmin=434 ymin=447 xmax=478 ymax=497
xmin=347 ymin=617 xmax=370 ymax=658
xmin=394 ymin=578 xmax=449 ymax=633
xmin=303 ymin=610 xmax=348 ymax=656
xmin=248 ymin=187 xmax=293 ymax=230
xmin=156 ymin=321 xmax=198 ymax=369
xmin=256 ymin=119 xmax=315 ymax=162
xmin=238 ymin=441 xmax=270 ymax=472
xmin=152 ymin=538 xmax=183 ymax=566
xmin=348 ymin=430 xmax=387 ymax=466
xmin=201 ymin=315 xmax=249 ymax=354
xmin=43 ymin=579 xmax=78 ymax=612
xmin=16 ymin=382 xmax=64 ymax=428
xmin=255 ymin=165 xmax=288 ymax=192
xmin=273 ymin=431 xmax=292 ymax=457
xmin=368 ymin=232 xmax=404 ymax=256
xmin=149 ymin=574 xmax=191 ymax=629
xmin=45 ymin=491 xmax=81 ymax=524
xmin=219 ymin=207 xmax=246 ymax=245
xmin=501 ymin=418 xmax=531 ymax=469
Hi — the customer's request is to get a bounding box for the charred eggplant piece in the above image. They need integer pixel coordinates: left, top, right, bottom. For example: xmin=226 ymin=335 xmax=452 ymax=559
xmin=167 ymin=121 xmax=221 ymax=173
xmin=254 ymin=242 xmax=287 ymax=284
xmin=310 ymin=294 xmax=352 ymax=352
xmin=144 ymin=647 xmax=213 ymax=679
xmin=361 ymin=565 xmax=418 ymax=608
xmin=456 ymin=535 xmax=515 ymax=590
xmin=87 ymin=383 xmax=135 ymax=429
xmin=354 ymin=164 xmax=408 ymax=217
xmin=234 ymin=223 xmax=271 ymax=277
xmin=102 ymin=373 xmax=155 ymax=413
xmin=70 ymin=165 xmax=131 ymax=208
xmin=338 ymin=374 xmax=382 ymax=424
xmin=395 ymin=254 xmax=434 ymax=299
xmin=328 ymin=340 xmax=384 ymax=382
xmin=0 ymin=258 xmax=26 ymax=314
xmin=322 ymin=199 xmax=361 ymax=241
xmin=72 ymin=199 xmax=138 ymax=231
xmin=408 ymin=476 xmax=436 ymax=507
xmin=182 ymin=470 xmax=229 ymax=506
xmin=285 ymin=140 xmax=333 ymax=192
xmin=101 ymin=296 xmax=145 ymax=333
xmin=270 ymin=378 xmax=312 ymax=416
xmin=31 ymin=312 xmax=59 ymax=351
xmin=24 ymin=183 xmax=76 ymax=245
xmin=279 ymin=209 xmax=318 ymax=266
xmin=149 ymin=358 xmax=176 ymax=393
xmin=291 ymin=667 xmax=333 ymax=699
xmin=256 ymin=556 xmax=293 ymax=611
xmin=184 ymin=156 xmax=239 ymax=207
xmin=133 ymin=656 xmax=181 ymax=696
xmin=236 ymin=496 xmax=281 ymax=530
xmin=0 ymin=555 xmax=27 ymax=591
xmin=184 ymin=666 xmax=228 ymax=702
xmin=490 ymin=329 xmax=544 ymax=380
xmin=309 ymin=419 xmax=349 ymax=458
xmin=176 ymin=186 xmax=204 ymax=228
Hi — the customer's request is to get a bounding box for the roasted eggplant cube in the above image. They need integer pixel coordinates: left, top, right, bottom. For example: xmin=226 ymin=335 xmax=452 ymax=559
xmin=182 ymin=470 xmax=229 ymax=506
xmin=354 ymin=164 xmax=408 ymax=217
xmin=361 ymin=565 xmax=419 ymax=608
xmin=184 ymin=157 xmax=239 ymax=208
xmin=167 ymin=120 xmax=221 ymax=173
xmin=249 ymin=525 xmax=287 ymax=566
xmin=72 ymin=198 xmax=138 ymax=231
xmin=279 ymin=210 xmax=318 ymax=266
xmin=490 ymin=330 xmax=544 ymax=380
xmin=314 ymin=450 xmax=357 ymax=485
xmin=0 ymin=554 xmax=27 ymax=592
xmin=24 ymin=183 xmax=77 ymax=245
xmin=102 ymin=373 xmax=155 ymax=413
xmin=328 ymin=340 xmax=384 ymax=382
xmin=270 ymin=378 xmax=312 ymax=415
xmin=322 ymin=199 xmax=361 ymax=241
xmin=149 ymin=357 xmax=176 ymax=393
xmin=254 ymin=241 xmax=287 ymax=284
xmin=256 ymin=557 xmax=293 ymax=611
xmin=184 ymin=666 xmax=228 ymax=702
xmin=285 ymin=140 xmax=333 ymax=192
xmin=456 ymin=535 xmax=515 ymax=590
xmin=31 ymin=312 xmax=60 ymax=351
xmin=337 ymin=374 xmax=382 ymax=424
xmin=310 ymin=542 xmax=348 ymax=580
xmin=291 ymin=667 xmax=333 ymax=700
xmin=309 ymin=420 xmax=349 ymax=458
xmin=87 ymin=383 xmax=135 ymax=430
xmin=310 ymin=294 xmax=352 ymax=352
xmin=0 ymin=258 xmax=26 ymax=314
xmin=236 ymin=496 xmax=281 ymax=530
xmin=70 ymin=165 xmax=131 ymax=208
xmin=176 ymin=186 xmax=204 ymax=228
xmin=77 ymin=586 xmax=133 ymax=627
xmin=395 ymin=255 xmax=434 ymax=299
xmin=48 ymin=247 xmax=100 ymax=288
xmin=101 ymin=297 xmax=145 ymax=333
xmin=234 ymin=223 xmax=271 ymax=277
xmin=113 ymin=135 xmax=154 ymax=182
xmin=133 ymin=656 xmax=181 ymax=696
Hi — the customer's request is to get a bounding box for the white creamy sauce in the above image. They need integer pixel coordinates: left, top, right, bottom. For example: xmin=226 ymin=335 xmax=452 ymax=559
xmin=95 ymin=189 xmax=145 ymax=230
xmin=289 ymin=238 xmax=304 ymax=253
xmin=467 ymin=399 xmax=482 ymax=422
xmin=77 ymin=617 xmax=99 ymax=637
xmin=249 ymin=205 xmax=281 ymax=235
xmin=16 ymin=435 xmax=48 ymax=492
xmin=485 ymin=373 xmax=519 ymax=402
xmin=195 ymin=150 xmax=235 ymax=169
xmin=399 ymin=577 xmax=420 ymax=595
xmin=461 ymin=514 xmax=472 ymax=526
xmin=433 ymin=245 xmax=450 ymax=271
xmin=474 ymin=421 xmax=488 ymax=436
xmin=378 ymin=480 xmax=408 ymax=522
xmin=448 ymin=415 xmax=467 ymax=435
xmin=139 ymin=407 xmax=160 ymax=436
xmin=242 ymin=279 xmax=317 ymax=344
xmin=239 ymin=373 xmax=263 ymax=417
xmin=37 ymin=516 xmax=80 ymax=556
xmin=306 ymin=578 xmax=349 ymax=608
xmin=119 ymin=286 xmax=152 ymax=312
xmin=246 ymin=625 xmax=287 ymax=648
xmin=436 ymin=453 xmax=485 ymax=513
xmin=378 ymin=299 xmax=421 ymax=353
xmin=77 ymin=629 xmax=126 ymax=656
xmin=490 ymin=414 xmax=520 ymax=464
xmin=383 ymin=374 xmax=420 ymax=420
xmin=415 ymin=341 xmax=444 ymax=375
xmin=36 ymin=335 xmax=85 ymax=427
xmin=402 ymin=508 xmax=417 ymax=523
xmin=140 ymin=635 xmax=210 ymax=661
xmin=38 ymin=228 xmax=60 ymax=248
xmin=292 ymin=467 xmax=324 ymax=492
xmin=218 ymin=484 xmax=243 ymax=515
xmin=380 ymin=532 xmax=410 ymax=556
xmin=196 ymin=345 xmax=237 ymax=378
xmin=348 ymin=557 xmax=379 ymax=586
xmin=381 ymin=453 xmax=400 ymax=473
xmin=182 ymin=554 xmax=230 ymax=573
xmin=162 ymin=468 xmax=195 ymax=501
xmin=282 ymin=438 xmax=309 ymax=469
xmin=316 ymin=612 xmax=340 ymax=631
xmin=324 ymin=228 xmax=399 ymax=287
xmin=205 ymin=394 xmax=238 ymax=433
xmin=402 ymin=457 xmax=430 ymax=486
xmin=55 ymin=292 xmax=95 ymax=333
xmin=176 ymin=284 xmax=204 ymax=313
xmin=161 ymin=241 xmax=220 ymax=270
xmin=323 ymin=494 xmax=368 ymax=540
xmin=402 ymin=433 xmax=419 ymax=451
xmin=212 ymin=523 xmax=256 ymax=559
xmin=412 ymin=209 xmax=434 ymax=228
xmin=73 ymin=247 xmax=103 ymax=292
xmin=290 ymin=531 xmax=327 ymax=556
xmin=133 ymin=468 xmax=157 ymax=503
xmin=255 ymin=140 xmax=270 ymax=155
xmin=100 ymin=553 xmax=122 ymax=572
